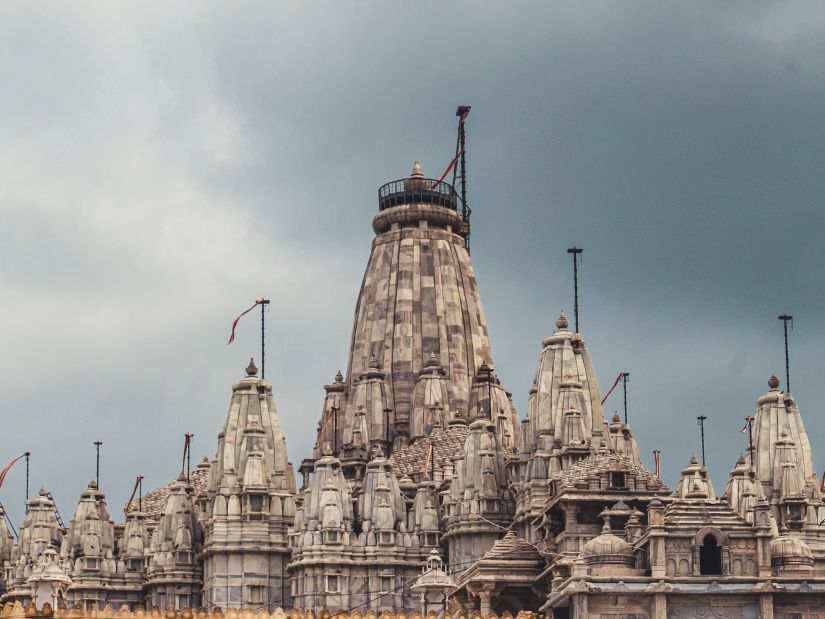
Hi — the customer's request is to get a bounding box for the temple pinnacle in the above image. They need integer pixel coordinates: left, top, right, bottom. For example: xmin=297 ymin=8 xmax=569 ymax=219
xmin=246 ymin=358 xmax=258 ymax=377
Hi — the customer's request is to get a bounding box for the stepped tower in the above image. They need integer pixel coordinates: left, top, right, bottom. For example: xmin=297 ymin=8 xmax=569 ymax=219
xmin=200 ymin=359 xmax=298 ymax=611
xmin=308 ymin=161 xmax=515 ymax=483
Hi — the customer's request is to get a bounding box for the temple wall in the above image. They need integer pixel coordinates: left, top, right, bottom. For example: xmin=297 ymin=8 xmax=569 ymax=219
xmin=0 ymin=602 xmax=540 ymax=619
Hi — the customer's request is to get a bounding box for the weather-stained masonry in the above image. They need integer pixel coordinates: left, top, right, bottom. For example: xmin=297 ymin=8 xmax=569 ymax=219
xmin=3 ymin=161 xmax=825 ymax=619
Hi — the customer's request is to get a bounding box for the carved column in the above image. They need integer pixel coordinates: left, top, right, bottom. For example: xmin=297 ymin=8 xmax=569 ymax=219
xmin=758 ymin=593 xmax=774 ymax=619
xmin=651 ymin=593 xmax=667 ymax=619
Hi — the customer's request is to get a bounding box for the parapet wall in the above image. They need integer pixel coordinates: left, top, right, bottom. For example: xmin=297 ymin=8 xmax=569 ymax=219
xmin=0 ymin=603 xmax=541 ymax=619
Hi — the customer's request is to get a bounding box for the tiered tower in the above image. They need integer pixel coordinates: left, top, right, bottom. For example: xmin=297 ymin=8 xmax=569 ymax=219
xmin=289 ymin=447 xmax=432 ymax=612
xmin=200 ymin=359 xmax=298 ymax=611
xmin=306 ymin=162 xmax=516 ymax=484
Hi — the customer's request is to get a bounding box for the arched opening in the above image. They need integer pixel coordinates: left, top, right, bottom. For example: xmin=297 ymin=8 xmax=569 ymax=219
xmin=700 ymin=535 xmax=722 ymax=575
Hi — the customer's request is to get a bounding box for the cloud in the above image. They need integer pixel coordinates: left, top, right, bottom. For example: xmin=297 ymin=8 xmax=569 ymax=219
xmin=0 ymin=1 xmax=824 ymax=521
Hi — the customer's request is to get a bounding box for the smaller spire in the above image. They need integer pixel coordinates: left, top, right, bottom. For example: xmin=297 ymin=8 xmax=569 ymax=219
xmin=555 ymin=311 xmax=569 ymax=331
xmin=335 ymin=369 xmax=344 ymax=383
xmin=690 ymin=452 xmax=699 ymax=465
xmin=768 ymin=374 xmax=780 ymax=390
xmin=411 ymin=161 xmax=424 ymax=178
xmin=246 ymin=358 xmax=258 ymax=377
xmin=369 ymin=352 xmax=379 ymax=369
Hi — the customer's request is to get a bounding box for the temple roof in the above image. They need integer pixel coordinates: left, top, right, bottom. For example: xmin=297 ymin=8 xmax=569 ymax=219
xmin=556 ymin=450 xmax=663 ymax=492
xmin=126 ymin=460 xmax=209 ymax=520
xmin=389 ymin=423 xmax=469 ymax=481
xmin=455 ymin=530 xmax=543 ymax=588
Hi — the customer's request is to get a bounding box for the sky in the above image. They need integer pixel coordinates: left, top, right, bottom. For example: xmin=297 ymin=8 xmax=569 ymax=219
xmin=1 ymin=1 xmax=824 ymax=529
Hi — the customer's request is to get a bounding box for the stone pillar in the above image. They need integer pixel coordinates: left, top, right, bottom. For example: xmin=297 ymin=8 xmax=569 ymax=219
xmin=651 ymin=593 xmax=667 ymax=619
xmin=691 ymin=545 xmax=701 ymax=576
xmin=478 ymin=589 xmax=492 ymax=617
xmin=572 ymin=592 xmax=588 ymax=619
xmin=758 ymin=593 xmax=773 ymax=619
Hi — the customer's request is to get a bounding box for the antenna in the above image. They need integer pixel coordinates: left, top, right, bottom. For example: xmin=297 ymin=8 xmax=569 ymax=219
xmin=621 ymin=373 xmax=630 ymax=424
xmin=94 ymin=441 xmax=103 ymax=487
xmin=778 ymin=314 xmax=793 ymax=393
xmin=24 ymin=452 xmax=30 ymax=510
xmin=697 ymin=416 xmax=707 ymax=467
xmin=566 ymin=247 xmax=583 ymax=332
xmin=455 ymin=106 xmax=471 ymax=253
xmin=260 ymin=298 xmax=271 ymax=379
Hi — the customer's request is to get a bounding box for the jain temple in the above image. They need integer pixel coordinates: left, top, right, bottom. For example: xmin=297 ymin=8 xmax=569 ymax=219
xmin=1 ymin=147 xmax=825 ymax=619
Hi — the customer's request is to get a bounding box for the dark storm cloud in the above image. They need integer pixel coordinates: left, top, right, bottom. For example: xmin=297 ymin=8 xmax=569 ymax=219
xmin=1 ymin=1 xmax=824 ymax=523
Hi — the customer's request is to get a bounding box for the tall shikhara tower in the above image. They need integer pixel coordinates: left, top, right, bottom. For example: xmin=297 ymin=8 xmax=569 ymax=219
xmin=307 ymin=159 xmax=518 ymax=482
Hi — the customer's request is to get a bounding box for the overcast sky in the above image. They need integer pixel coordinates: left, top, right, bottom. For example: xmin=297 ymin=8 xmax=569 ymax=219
xmin=1 ymin=1 xmax=824 ymax=528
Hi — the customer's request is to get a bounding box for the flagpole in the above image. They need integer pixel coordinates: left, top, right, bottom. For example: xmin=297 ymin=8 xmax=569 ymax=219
xmin=260 ymin=299 xmax=271 ymax=379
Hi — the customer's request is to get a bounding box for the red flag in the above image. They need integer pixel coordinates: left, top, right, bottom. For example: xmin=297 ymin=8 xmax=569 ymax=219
xmin=125 ymin=475 xmax=143 ymax=513
xmin=431 ymin=109 xmax=470 ymax=189
xmin=315 ymin=405 xmax=338 ymax=450
xmin=0 ymin=454 xmax=26 ymax=489
xmin=601 ymin=372 xmax=626 ymax=405
xmin=422 ymin=444 xmax=433 ymax=476
xmin=821 ymin=471 xmax=825 ymax=494
xmin=431 ymin=149 xmax=464 ymax=189
xmin=741 ymin=416 xmax=753 ymax=433
xmin=180 ymin=433 xmax=193 ymax=478
xmin=226 ymin=300 xmax=265 ymax=345
xmin=653 ymin=450 xmax=661 ymax=479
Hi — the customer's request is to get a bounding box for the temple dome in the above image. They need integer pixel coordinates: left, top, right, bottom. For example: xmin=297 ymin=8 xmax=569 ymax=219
xmin=770 ymin=532 xmax=814 ymax=571
xmin=581 ymin=528 xmax=634 ymax=567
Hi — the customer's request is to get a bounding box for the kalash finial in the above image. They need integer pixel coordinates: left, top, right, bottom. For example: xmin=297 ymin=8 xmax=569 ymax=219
xmin=246 ymin=358 xmax=258 ymax=377
xmin=405 ymin=161 xmax=429 ymax=191
xmin=556 ymin=311 xmax=569 ymax=331
xmin=768 ymin=374 xmax=780 ymax=390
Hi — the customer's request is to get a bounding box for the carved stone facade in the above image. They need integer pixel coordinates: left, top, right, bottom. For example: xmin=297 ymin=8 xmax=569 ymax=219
xmin=1 ymin=160 xmax=825 ymax=619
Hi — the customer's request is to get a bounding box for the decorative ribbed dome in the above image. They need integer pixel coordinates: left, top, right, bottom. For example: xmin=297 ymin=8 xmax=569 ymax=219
xmin=580 ymin=525 xmax=634 ymax=567
xmin=770 ymin=531 xmax=814 ymax=571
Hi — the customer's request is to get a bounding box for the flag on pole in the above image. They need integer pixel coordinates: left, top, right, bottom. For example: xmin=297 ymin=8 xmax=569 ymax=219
xmin=601 ymin=372 xmax=626 ymax=405
xmin=180 ymin=433 xmax=193 ymax=478
xmin=0 ymin=454 xmax=26 ymax=489
xmin=125 ymin=475 xmax=143 ymax=513
xmin=422 ymin=444 xmax=433 ymax=477
xmin=431 ymin=108 xmax=470 ymax=189
xmin=226 ymin=299 xmax=266 ymax=345
xmin=653 ymin=450 xmax=661 ymax=479
xmin=741 ymin=416 xmax=753 ymax=433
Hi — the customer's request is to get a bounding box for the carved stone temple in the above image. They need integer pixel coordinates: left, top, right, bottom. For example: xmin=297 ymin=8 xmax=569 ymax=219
xmin=2 ymin=160 xmax=825 ymax=619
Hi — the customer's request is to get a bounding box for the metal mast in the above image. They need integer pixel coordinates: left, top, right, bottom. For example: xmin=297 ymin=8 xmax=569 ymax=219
xmin=455 ymin=106 xmax=471 ymax=252
xmin=697 ymin=416 xmax=707 ymax=467
xmin=260 ymin=298 xmax=271 ymax=379
xmin=566 ymin=246 xmax=583 ymax=332
xmin=778 ymin=314 xmax=792 ymax=393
